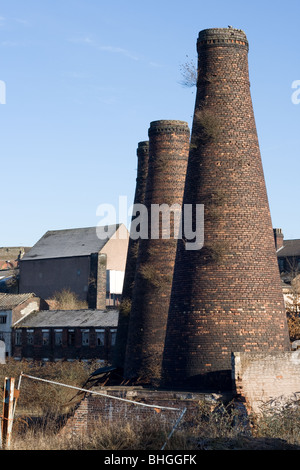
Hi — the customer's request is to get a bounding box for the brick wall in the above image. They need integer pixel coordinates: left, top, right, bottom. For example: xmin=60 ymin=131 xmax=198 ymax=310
xmin=12 ymin=326 xmax=115 ymax=361
xmin=96 ymin=253 xmax=107 ymax=310
xmin=60 ymin=388 xmax=231 ymax=438
xmin=161 ymin=28 xmax=290 ymax=391
xmin=232 ymin=352 xmax=300 ymax=415
xmin=19 ymin=256 xmax=91 ymax=301
xmin=123 ymin=120 xmax=190 ymax=383
xmin=114 ymin=141 xmax=149 ymax=369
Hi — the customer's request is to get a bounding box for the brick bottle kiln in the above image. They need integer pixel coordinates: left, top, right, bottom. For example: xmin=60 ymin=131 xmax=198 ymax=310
xmin=113 ymin=141 xmax=149 ymax=369
xmin=161 ymin=28 xmax=290 ymax=391
xmin=123 ymin=120 xmax=190 ymax=383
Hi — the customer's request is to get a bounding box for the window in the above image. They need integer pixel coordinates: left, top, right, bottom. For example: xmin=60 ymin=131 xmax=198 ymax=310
xmin=54 ymin=330 xmax=63 ymax=346
xmin=42 ymin=330 xmax=50 ymax=345
xmin=0 ymin=316 xmax=7 ymax=324
xmin=15 ymin=330 xmax=22 ymax=346
xmin=96 ymin=329 xmax=105 ymax=346
xmin=27 ymin=330 xmax=34 ymax=345
xmin=68 ymin=329 xmax=75 ymax=346
xmin=110 ymin=329 xmax=117 ymax=346
xmin=81 ymin=330 xmax=89 ymax=346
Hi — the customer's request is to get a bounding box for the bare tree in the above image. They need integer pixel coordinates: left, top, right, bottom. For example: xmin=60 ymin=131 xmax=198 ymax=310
xmin=179 ymin=56 xmax=197 ymax=88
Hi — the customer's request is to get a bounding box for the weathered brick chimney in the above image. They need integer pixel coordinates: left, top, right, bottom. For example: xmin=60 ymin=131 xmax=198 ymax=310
xmin=274 ymin=228 xmax=284 ymax=251
xmin=123 ymin=120 xmax=190 ymax=383
xmin=113 ymin=141 xmax=149 ymax=369
xmin=161 ymin=28 xmax=290 ymax=391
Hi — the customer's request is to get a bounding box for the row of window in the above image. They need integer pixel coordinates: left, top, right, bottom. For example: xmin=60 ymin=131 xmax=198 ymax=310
xmin=14 ymin=328 xmax=117 ymax=347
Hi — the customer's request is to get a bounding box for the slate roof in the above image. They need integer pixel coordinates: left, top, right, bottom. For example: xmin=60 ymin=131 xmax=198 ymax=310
xmin=277 ymin=239 xmax=300 ymax=258
xmin=14 ymin=309 xmax=119 ymax=328
xmin=0 ymin=293 xmax=35 ymax=310
xmin=21 ymin=225 xmax=121 ymax=261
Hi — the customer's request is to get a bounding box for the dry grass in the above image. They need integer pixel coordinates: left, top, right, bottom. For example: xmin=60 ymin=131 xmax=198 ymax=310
xmin=8 ymin=399 xmax=300 ymax=451
xmin=118 ymin=297 xmax=132 ymax=317
xmin=50 ymin=288 xmax=88 ymax=310
xmin=287 ymin=312 xmax=300 ymax=342
xmin=0 ymin=359 xmax=98 ymax=415
xmin=1 ymin=360 xmax=300 ymax=450
xmin=192 ymin=107 xmax=220 ymax=145
xmin=10 ymin=415 xmax=185 ymax=451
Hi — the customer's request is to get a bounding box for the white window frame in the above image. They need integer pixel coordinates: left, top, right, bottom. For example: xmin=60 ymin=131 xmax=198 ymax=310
xmin=96 ymin=329 xmax=105 ymax=346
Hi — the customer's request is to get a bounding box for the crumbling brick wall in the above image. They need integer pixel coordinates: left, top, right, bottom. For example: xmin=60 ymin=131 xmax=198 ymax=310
xmin=232 ymin=352 xmax=300 ymax=415
xmin=60 ymin=388 xmax=231 ymax=438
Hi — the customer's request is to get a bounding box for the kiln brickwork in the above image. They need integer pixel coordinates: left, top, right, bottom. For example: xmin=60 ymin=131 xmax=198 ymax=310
xmin=114 ymin=141 xmax=149 ymax=369
xmin=161 ymin=28 xmax=290 ymax=391
xmin=124 ymin=120 xmax=190 ymax=383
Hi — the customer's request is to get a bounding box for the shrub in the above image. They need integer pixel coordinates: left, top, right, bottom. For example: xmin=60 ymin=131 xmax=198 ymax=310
xmin=50 ymin=288 xmax=88 ymax=310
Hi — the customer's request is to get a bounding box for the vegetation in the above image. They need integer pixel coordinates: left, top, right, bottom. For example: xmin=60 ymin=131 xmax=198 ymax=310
xmin=50 ymin=288 xmax=88 ymax=310
xmin=118 ymin=297 xmax=132 ymax=317
xmin=0 ymin=359 xmax=299 ymax=450
xmin=284 ymin=273 xmax=300 ymax=341
xmin=139 ymin=262 xmax=161 ymax=288
xmin=1 ymin=277 xmax=300 ymax=450
xmin=287 ymin=311 xmax=300 ymax=342
xmin=193 ymin=107 xmax=220 ymax=144
xmin=179 ymin=56 xmax=197 ymax=88
xmin=0 ymin=359 xmax=96 ymax=415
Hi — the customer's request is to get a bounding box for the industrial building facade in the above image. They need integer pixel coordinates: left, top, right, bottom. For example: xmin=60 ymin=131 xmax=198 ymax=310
xmin=12 ymin=308 xmax=118 ymax=362
xmin=19 ymin=224 xmax=129 ymax=309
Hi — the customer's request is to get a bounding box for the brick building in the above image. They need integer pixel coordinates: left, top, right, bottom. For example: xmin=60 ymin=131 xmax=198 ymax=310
xmin=275 ymin=230 xmax=300 ymax=279
xmin=0 ymin=246 xmax=31 ymax=294
xmin=12 ymin=308 xmax=118 ymax=362
xmin=19 ymin=224 xmax=129 ymax=309
xmin=0 ymin=293 xmax=48 ymax=357
xmin=0 ymin=247 xmax=30 ymax=269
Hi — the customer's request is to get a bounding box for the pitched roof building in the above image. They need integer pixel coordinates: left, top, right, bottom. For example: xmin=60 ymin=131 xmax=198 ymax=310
xmin=0 ymin=293 xmax=37 ymax=311
xmin=276 ymin=234 xmax=300 ymax=280
xmin=19 ymin=224 xmax=129 ymax=309
xmin=0 ymin=293 xmax=48 ymax=357
xmin=12 ymin=308 xmax=119 ymax=362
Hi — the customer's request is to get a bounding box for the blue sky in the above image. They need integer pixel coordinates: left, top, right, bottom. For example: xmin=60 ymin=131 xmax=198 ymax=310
xmin=0 ymin=0 xmax=299 ymax=247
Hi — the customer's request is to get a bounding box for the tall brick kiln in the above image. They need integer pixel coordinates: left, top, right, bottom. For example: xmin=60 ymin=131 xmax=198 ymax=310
xmin=161 ymin=28 xmax=291 ymax=391
xmin=113 ymin=141 xmax=149 ymax=369
xmin=123 ymin=120 xmax=190 ymax=383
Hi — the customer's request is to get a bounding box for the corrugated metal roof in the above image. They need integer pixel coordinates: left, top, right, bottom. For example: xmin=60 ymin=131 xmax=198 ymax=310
xmin=277 ymin=239 xmax=300 ymax=258
xmin=14 ymin=309 xmax=119 ymax=328
xmin=0 ymin=293 xmax=35 ymax=310
xmin=21 ymin=225 xmax=120 ymax=261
